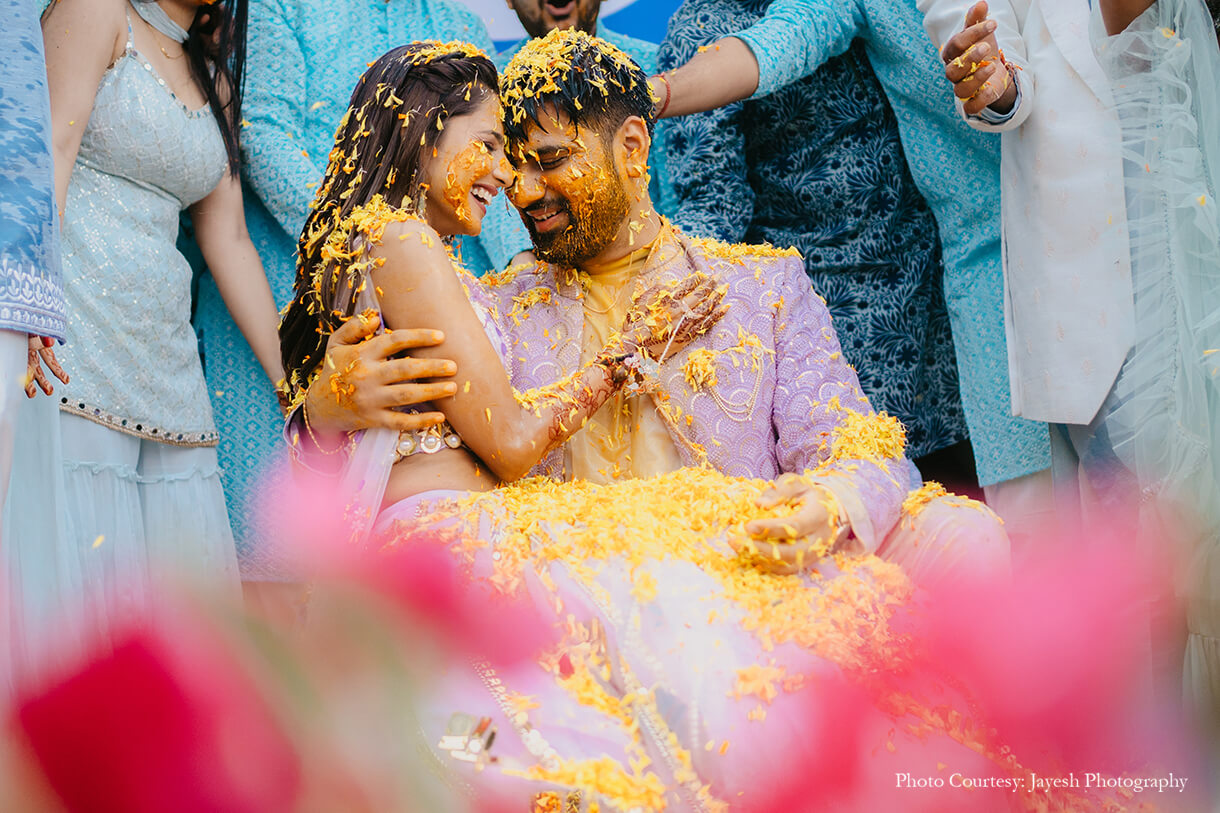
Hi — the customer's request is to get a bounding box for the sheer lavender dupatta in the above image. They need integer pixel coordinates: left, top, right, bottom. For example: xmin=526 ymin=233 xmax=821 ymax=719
xmin=335 ymin=287 xmax=400 ymax=547
xmin=336 ymin=274 xmax=514 ymax=545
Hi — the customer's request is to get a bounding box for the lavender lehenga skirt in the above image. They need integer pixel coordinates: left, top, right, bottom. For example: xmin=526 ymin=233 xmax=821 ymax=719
xmin=349 ymin=429 xmax=1057 ymax=811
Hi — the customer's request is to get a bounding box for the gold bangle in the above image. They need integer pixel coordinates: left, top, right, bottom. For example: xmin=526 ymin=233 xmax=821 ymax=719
xmin=301 ymin=400 xmax=349 ymax=456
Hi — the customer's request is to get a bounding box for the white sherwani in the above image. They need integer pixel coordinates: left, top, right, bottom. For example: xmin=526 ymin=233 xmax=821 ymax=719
xmin=917 ymin=0 xmax=1133 ymax=426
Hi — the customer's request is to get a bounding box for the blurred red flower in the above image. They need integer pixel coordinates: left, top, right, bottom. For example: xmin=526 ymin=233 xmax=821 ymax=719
xmin=15 ymin=621 xmax=301 ymax=813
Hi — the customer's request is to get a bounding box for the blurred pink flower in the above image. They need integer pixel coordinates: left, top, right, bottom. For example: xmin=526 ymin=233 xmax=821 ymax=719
xmin=15 ymin=619 xmax=301 ymax=813
xmin=916 ymin=532 xmax=1184 ymax=776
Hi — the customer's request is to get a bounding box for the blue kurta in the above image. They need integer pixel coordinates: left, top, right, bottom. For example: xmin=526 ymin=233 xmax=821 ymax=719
xmin=659 ymin=0 xmax=966 ymax=461
xmin=0 ymin=0 xmax=65 ymax=340
xmin=732 ymin=0 xmax=1050 ymax=486
xmin=474 ymin=24 xmax=678 ymax=274
xmin=194 ymin=0 xmax=492 ymax=578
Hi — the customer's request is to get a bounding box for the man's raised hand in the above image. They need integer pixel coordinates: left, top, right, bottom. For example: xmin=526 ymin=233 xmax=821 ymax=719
xmin=621 ymin=273 xmax=728 ymax=363
xmin=941 ymin=1 xmax=1018 ymax=116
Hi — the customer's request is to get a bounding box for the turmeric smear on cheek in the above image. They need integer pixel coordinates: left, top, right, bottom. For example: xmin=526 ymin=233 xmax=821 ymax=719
xmin=443 ymin=139 xmax=494 ymax=229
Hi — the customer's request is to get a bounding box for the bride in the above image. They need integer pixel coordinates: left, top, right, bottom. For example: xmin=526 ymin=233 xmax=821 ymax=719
xmin=276 ymin=43 xmax=1124 ymax=812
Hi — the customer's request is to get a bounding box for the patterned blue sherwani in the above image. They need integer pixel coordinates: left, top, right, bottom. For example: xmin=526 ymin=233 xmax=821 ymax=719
xmin=731 ymin=0 xmax=1050 ymax=486
xmin=475 ymin=24 xmax=678 ymax=274
xmin=194 ymin=0 xmax=492 ymax=578
xmin=659 ymin=0 xmax=965 ymax=460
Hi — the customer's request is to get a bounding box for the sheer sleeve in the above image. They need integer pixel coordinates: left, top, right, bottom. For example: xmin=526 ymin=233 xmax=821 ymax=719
xmin=1088 ymin=0 xmax=1220 ymax=475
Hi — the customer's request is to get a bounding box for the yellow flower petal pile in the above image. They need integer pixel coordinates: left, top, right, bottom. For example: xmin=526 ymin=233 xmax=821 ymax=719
xmin=513 ymin=756 xmax=668 ymax=812
xmin=901 ymin=481 xmax=949 ymax=517
xmin=499 ymin=28 xmax=644 ymax=130
xmin=681 ymin=348 xmax=720 ymax=391
xmin=405 ymin=40 xmax=489 ymax=66
xmin=827 ymin=409 xmax=907 ymax=466
xmin=685 ymin=234 xmax=802 ymax=263
xmin=452 ymin=467 xmax=912 ymax=665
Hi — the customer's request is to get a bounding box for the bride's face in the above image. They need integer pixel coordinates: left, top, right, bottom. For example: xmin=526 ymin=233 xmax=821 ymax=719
xmin=422 ymin=94 xmax=513 ymax=238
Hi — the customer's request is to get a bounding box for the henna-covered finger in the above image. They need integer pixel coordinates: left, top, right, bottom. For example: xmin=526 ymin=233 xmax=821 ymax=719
xmin=30 ymin=359 xmax=52 ymax=395
xmin=693 ymin=278 xmax=726 ymax=311
xmin=693 ymin=302 xmax=730 ymax=335
xmin=647 ymin=275 xmax=699 ymax=318
xmin=676 ymin=280 xmax=719 ymax=320
xmin=39 ymin=345 xmax=69 ymax=385
xmin=690 ymin=286 xmax=727 ymax=325
xmin=668 ymin=273 xmax=703 ymax=302
xmin=23 ymin=352 xmax=37 ymax=398
xmin=631 ymin=278 xmax=667 ymax=309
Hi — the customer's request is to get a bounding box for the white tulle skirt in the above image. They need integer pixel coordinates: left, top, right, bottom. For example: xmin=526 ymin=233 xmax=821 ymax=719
xmin=1092 ymin=0 xmax=1220 ymax=728
xmin=57 ymin=413 xmax=241 ymax=636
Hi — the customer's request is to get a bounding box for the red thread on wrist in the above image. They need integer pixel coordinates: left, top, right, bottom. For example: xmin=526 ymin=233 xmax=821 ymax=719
xmin=655 ymin=73 xmax=673 ymax=119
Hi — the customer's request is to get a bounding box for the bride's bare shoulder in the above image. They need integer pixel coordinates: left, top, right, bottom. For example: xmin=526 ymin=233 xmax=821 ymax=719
xmin=372 ymin=217 xmax=455 ymax=281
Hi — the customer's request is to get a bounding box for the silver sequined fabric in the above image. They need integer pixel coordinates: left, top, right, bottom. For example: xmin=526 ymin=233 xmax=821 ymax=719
xmin=58 ymin=15 xmax=226 ymax=445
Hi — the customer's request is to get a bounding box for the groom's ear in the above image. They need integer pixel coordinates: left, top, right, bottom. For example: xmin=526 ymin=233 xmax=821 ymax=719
xmin=614 ymin=115 xmax=652 ymax=181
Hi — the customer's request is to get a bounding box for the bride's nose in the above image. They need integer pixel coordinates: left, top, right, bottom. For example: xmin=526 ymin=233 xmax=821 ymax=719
xmin=492 ymin=154 xmax=514 ymax=189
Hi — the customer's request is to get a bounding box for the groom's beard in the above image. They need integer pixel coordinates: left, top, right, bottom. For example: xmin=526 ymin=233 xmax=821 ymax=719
xmin=520 ymin=169 xmax=631 ymax=268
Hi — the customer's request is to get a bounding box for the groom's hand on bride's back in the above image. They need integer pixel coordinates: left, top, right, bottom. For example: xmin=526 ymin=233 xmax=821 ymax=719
xmin=302 ymin=313 xmax=459 ymax=435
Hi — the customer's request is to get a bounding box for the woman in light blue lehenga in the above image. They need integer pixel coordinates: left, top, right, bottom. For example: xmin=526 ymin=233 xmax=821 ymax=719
xmin=38 ymin=0 xmax=283 ymax=635
xmin=1091 ymin=0 xmax=1220 ymax=735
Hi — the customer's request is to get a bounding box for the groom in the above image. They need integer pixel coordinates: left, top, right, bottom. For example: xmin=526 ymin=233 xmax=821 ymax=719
xmin=304 ymin=29 xmax=1006 ymax=581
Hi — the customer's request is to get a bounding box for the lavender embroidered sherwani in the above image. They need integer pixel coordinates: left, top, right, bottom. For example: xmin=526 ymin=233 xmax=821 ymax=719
xmin=477 ymin=232 xmax=923 ymax=554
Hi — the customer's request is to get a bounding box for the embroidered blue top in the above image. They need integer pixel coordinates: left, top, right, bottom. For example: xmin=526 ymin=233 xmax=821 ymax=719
xmin=728 ymin=0 xmax=1050 ymax=486
xmin=194 ymin=0 xmax=492 ymax=577
xmin=0 ymin=0 xmax=66 ymax=340
xmin=659 ymin=0 xmax=965 ymax=460
xmin=474 ymin=24 xmax=678 ymax=274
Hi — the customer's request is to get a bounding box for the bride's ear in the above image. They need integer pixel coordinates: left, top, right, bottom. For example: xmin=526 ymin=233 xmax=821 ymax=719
xmin=615 ymin=116 xmax=652 ymax=181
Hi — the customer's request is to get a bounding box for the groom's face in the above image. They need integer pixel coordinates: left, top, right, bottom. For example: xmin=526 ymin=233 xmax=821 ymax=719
xmin=507 ymin=106 xmax=631 ymax=267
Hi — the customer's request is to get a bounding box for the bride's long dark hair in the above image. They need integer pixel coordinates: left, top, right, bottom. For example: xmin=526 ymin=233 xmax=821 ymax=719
xmin=278 ymin=43 xmax=498 ymax=405
xmin=179 ymin=0 xmax=248 ymax=175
